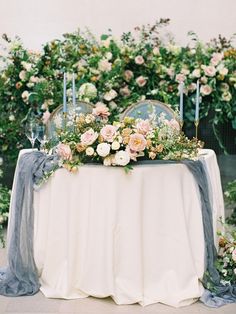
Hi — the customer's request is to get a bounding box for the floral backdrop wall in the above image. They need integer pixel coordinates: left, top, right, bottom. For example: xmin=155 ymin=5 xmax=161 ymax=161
xmin=0 ymin=19 xmax=236 ymax=166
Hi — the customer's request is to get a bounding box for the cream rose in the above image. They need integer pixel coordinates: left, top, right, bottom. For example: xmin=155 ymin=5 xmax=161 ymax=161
xmin=86 ymin=147 xmax=95 ymax=156
xmin=96 ymin=143 xmax=111 ymax=157
xmin=19 ymin=70 xmax=27 ymax=81
xmin=175 ymin=73 xmax=186 ymax=83
xmin=111 ymin=141 xmax=120 ymax=150
xmin=103 ymin=89 xmax=118 ymax=101
xmin=191 ymin=69 xmax=201 ymax=78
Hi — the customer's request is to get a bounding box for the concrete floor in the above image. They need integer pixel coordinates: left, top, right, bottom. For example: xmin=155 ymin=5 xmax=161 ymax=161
xmin=0 ymin=246 xmax=236 ymax=314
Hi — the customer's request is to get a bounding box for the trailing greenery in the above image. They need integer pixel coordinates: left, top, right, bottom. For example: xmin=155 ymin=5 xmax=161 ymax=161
xmin=225 ymin=179 xmax=236 ymax=226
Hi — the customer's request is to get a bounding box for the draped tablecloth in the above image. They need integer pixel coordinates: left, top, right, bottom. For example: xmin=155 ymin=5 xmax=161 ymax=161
xmin=32 ymin=149 xmax=224 ymax=307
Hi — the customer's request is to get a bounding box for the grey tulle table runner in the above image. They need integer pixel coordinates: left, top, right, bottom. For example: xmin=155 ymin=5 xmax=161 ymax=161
xmin=0 ymin=151 xmax=235 ymax=307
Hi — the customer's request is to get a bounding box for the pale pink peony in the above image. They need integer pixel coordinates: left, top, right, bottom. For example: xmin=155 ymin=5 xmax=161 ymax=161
xmin=200 ymin=84 xmax=212 ymax=96
xmin=128 ymin=133 xmax=147 ymax=152
xmin=42 ymin=110 xmax=50 ymax=124
xmin=124 ymin=70 xmax=134 ymax=82
xmin=93 ymin=102 xmax=110 ymax=119
xmin=57 ymin=143 xmax=72 ymax=160
xmin=175 ymin=73 xmax=186 ymax=83
xmin=203 ymin=65 xmax=216 ymax=77
xmin=81 ymin=128 xmax=98 ymax=146
xmin=136 ymin=119 xmax=151 ymax=135
xmin=135 ymin=55 xmax=144 ymax=65
xmin=136 ymin=76 xmax=147 ymax=87
xmin=100 ymin=124 xmax=117 ymax=142
xmin=210 ymin=52 xmax=224 ymax=66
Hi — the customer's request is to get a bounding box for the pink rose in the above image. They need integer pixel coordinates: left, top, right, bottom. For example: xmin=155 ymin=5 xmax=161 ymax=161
xmin=128 ymin=133 xmax=147 ymax=152
xmin=136 ymin=76 xmax=147 ymax=87
xmin=42 ymin=110 xmax=50 ymax=124
xmin=175 ymin=73 xmax=186 ymax=83
xmin=124 ymin=70 xmax=134 ymax=82
xmin=93 ymin=102 xmax=110 ymax=119
xmin=100 ymin=124 xmax=117 ymax=142
xmin=210 ymin=52 xmax=223 ymax=66
xmin=136 ymin=119 xmax=151 ymax=135
xmin=200 ymin=84 xmax=212 ymax=96
xmin=81 ymin=128 xmax=98 ymax=145
xmin=135 ymin=55 xmax=144 ymax=65
xmin=119 ymin=85 xmax=131 ymax=97
xmin=203 ymin=65 xmax=216 ymax=77
xmin=57 ymin=143 xmax=72 ymax=160
xmin=125 ymin=146 xmax=138 ymax=161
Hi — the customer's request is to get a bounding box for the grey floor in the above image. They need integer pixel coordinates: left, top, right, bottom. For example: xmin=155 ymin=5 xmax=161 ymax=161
xmin=0 ymin=155 xmax=236 ymax=313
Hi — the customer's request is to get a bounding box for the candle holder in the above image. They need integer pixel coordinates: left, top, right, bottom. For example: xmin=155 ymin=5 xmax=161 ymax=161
xmin=194 ymin=119 xmax=199 ymax=139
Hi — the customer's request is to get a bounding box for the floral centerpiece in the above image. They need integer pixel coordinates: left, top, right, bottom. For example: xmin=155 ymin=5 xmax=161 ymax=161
xmin=52 ymin=103 xmax=202 ymax=172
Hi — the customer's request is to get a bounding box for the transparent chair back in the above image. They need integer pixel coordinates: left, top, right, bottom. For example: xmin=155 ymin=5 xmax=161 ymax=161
xmin=120 ymin=100 xmax=176 ymax=121
xmin=46 ymin=101 xmax=93 ymax=139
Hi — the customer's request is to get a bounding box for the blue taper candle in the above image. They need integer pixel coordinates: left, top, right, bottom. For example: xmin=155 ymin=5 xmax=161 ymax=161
xmin=63 ymin=72 xmax=67 ymax=113
xmin=72 ymin=73 xmax=76 ymax=107
xmin=195 ymin=80 xmax=200 ymax=121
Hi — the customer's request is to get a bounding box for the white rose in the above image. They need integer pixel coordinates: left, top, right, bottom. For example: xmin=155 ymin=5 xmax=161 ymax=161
xmin=111 ymin=141 xmax=120 ymax=150
xmin=86 ymin=147 xmax=95 ymax=156
xmin=219 ymin=67 xmax=228 ymax=76
xmin=96 ymin=143 xmax=111 ymax=157
xmin=103 ymin=89 xmax=118 ymax=101
xmin=114 ymin=150 xmax=130 ymax=166
xmin=21 ymin=61 xmax=32 ymax=71
xmin=21 ymin=90 xmax=30 ymax=102
xmin=105 ymin=52 xmax=113 ymax=60
xmin=9 ymin=114 xmax=15 ymax=121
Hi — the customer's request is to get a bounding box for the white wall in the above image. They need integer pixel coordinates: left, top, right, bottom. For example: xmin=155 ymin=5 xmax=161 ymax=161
xmin=0 ymin=0 xmax=235 ymax=50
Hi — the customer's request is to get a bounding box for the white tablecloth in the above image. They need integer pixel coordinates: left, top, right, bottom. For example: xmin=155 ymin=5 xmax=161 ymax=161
xmin=30 ymin=149 xmax=225 ymax=307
